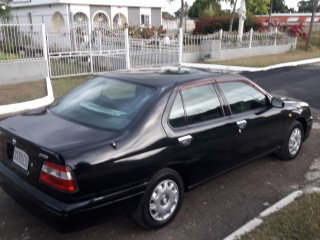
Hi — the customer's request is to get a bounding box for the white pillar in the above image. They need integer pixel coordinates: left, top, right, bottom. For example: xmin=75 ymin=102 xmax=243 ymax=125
xmin=238 ymin=0 xmax=246 ymax=43
xmin=124 ymin=28 xmax=131 ymax=69
xmin=274 ymin=27 xmax=278 ymax=46
xmin=249 ymin=28 xmax=253 ymax=48
xmin=41 ymin=23 xmax=50 ymax=78
xmin=178 ymin=27 xmax=183 ymax=65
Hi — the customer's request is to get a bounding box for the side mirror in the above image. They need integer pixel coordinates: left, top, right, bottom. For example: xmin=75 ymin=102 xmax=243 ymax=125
xmin=271 ymin=97 xmax=284 ymax=108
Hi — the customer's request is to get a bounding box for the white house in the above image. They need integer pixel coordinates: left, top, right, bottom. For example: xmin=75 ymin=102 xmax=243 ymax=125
xmin=9 ymin=0 xmax=166 ymax=32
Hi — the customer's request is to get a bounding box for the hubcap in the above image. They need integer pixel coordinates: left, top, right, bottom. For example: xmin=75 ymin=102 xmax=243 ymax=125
xmin=288 ymin=127 xmax=302 ymax=156
xmin=149 ymin=180 xmax=179 ymax=222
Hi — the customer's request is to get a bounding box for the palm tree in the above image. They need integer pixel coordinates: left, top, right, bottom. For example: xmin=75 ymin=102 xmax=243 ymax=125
xmin=228 ymin=0 xmax=238 ymax=32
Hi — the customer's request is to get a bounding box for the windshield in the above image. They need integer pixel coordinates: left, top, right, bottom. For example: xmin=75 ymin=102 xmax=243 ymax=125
xmin=49 ymin=77 xmax=155 ymax=130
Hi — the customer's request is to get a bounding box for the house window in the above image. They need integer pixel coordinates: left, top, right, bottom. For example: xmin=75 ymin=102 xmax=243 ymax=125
xmin=141 ymin=14 xmax=150 ymax=26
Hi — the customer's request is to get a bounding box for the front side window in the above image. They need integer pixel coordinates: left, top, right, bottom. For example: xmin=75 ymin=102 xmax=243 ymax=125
xmin=219 ymin=81 xmax=268 ymax=114
xmin=49 ymin=77 xmax=154 ymax=130
xmin=182 ymin=84 xmax=223 ymax=125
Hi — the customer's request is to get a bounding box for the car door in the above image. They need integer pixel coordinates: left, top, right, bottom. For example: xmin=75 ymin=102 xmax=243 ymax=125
xmin=163 ymin=82 xmax=237 ymax=186
xmin=217 ymin=80 xmax=286 ymax=165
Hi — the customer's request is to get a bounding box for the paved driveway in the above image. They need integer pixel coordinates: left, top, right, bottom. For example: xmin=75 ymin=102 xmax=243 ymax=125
xmin=0 ymin=65 xmax=320 ymax=240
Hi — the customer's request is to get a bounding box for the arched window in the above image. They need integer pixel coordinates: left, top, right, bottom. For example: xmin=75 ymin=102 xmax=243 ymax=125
xmin=113 ymin=13 xmax=127 ymax=27
xmin=93 ymin=12 xmax=110 ymax=28
xmin=51 ymin=12 xmax=65 ymax=33
xmin=73 ymin=12 xmax=89 ymax=24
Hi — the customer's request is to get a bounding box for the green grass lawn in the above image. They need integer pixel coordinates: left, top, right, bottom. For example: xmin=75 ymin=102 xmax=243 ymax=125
xmin=242 ymin=193 xmax=320 ymax=240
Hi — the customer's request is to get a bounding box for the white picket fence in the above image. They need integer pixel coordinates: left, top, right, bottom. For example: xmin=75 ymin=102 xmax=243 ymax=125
xmin=0 ymin=22 xmax=297 ymax=79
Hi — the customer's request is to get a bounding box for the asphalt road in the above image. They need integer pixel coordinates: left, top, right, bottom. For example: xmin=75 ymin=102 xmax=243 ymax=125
xmin=0 ymin=65 xmax=320 ymax=240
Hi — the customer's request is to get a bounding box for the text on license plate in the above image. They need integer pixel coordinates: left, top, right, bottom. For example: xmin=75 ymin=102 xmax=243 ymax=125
xmin=13 ymin=147 xmax=29 ymax=171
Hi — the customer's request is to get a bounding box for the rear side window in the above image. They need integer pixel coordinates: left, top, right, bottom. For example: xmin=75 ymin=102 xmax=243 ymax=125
xmin=182 ymin=84 xmax=223 ymax=125
xmin=219 ymin=81 xmax=268 ymax=114
xmin=169 ymin=93 xmax=186 ymax=128
xmin=169 ymin=84 xmax=223 ymax=128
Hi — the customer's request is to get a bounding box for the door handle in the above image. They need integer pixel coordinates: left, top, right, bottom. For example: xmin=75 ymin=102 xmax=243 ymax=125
xmin=178 ymin=135 xmax=193 ymax=146
xmin=237 ymin=120 xmax=247 ymax=130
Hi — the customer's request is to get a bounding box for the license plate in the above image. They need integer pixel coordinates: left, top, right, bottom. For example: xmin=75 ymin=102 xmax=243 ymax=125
xmin=13 ymin=147 xmax=29 ymax=171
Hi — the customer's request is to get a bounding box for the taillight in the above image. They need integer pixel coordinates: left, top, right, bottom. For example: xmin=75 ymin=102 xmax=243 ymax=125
xmin=39 ymin=161 xmax=77 ymax=193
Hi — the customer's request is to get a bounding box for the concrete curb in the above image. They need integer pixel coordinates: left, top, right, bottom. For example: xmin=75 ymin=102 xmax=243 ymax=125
xmin=181 ymin=58 xmax=320 ymax=73
xmin=0 ymin=77 xmax=54 ymax=116
xmin=223 ymin=190 xmax=306 ymax=240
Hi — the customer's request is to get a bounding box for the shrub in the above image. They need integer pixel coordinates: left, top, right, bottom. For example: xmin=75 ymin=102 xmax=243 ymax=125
xmin=193 ymin=15 xmax=262 ymax=35
xmin=128 ymin=26 xmax=166 ymax=38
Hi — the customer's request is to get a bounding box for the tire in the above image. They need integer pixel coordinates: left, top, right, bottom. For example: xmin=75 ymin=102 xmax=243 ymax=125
xmin=277 ymin=121 xmax=304 ymax=160
xmin=133 ymin=168 xmax=184 ymax=229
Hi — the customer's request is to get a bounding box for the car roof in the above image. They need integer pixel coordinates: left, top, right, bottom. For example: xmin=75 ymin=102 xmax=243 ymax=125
xmin=99 ymin=68 xmax=246 ymax=88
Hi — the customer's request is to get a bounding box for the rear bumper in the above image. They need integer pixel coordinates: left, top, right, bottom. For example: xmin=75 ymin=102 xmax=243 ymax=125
xmin=0 ymin=161 xmax=146 ymax=217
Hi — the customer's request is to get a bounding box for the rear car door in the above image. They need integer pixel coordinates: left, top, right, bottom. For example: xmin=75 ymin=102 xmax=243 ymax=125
xmin=217 ymin=80 xmax=286 ymax=164
xmin=163 ymin=81 xmax=237 ymax=186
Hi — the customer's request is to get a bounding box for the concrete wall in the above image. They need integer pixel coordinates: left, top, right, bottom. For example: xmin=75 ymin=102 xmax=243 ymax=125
xmin=217 ymin=45 xmax=294 ymax=61
xmin=151 ymin=8 xmax=161 ymax=27
xmin=183 ymin=41 xmax=296 ymax=63
xmin=182 ymin=52 xmax=201 ymax=63
xmin=0 ymin=60 xmax=48 ymax=85
xmin=128 ymin=7 xmax=140 ymax=26
xmin=10 ymin=4 xmax=68 ymax=32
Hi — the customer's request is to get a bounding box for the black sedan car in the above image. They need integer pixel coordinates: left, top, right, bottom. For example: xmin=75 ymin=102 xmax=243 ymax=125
xmin=0 ymin=68 xmax=313 ymax=229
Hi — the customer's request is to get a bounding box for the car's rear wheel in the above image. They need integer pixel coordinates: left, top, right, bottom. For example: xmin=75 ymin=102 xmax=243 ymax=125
xmin=133 ymin=168 xmax=184 ymax=229
xmin=277 ymin=121 xmax=304 ymax=160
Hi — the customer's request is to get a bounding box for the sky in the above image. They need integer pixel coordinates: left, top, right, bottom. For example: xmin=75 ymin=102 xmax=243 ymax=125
xmin=163 ymin=0 xmax=301 ymax=14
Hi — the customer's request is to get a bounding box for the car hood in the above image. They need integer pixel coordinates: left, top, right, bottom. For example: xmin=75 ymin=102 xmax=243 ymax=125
xmin=0 ymin=109 xmax=121 ymax=152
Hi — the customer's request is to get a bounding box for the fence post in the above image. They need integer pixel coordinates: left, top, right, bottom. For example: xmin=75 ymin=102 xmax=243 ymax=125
xmin=294 ymin=36 xmax=298 ymax=50
xmin=274 ymin=27 xmax=278 ymax=46
xmin=88 ymin=22 xmax=94 ymax=74
xmin=41 ymin=23 xmax=50 ymax=78
xmin=124 ymin=28 xmax=131 ymax=69
xmin=178 ymin=27 xmax=183 ymax=65
xmin=249 ymin=28 xmax=253 ymax=49
xmin=219 ymin=29 xmax=223 ymax=40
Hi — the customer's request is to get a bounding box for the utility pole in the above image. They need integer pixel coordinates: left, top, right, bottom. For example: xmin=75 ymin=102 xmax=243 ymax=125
xmin=306 ymin=0 xmax=319 ymax=51
xmin=179 ymin=0 xmax=184 ymax=28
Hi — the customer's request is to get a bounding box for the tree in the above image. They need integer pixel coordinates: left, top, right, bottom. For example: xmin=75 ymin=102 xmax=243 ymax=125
xmin=0 ymin=1 xmax=10 ymax=21
xmin=298 ymin=0 xmax=320 ymax=12
xmin=306 ymin=0 xmax=319 ymax=50
xmin=198 ymin=2 xmax=221 ymax=18
xmin=188 ymin=0 xmax=222 ymax=19
xmin=272 ymin=0 xmax=286 ymax=12
xmin=228 ymin=0 xmax=238 ymax=31
xmin=162 ymin=11 xmax=176 ymax=20
xmin=246 ymin=0 xmax=270 ymax=15
xmin=168 ymin=0 xmax=185 ymax=28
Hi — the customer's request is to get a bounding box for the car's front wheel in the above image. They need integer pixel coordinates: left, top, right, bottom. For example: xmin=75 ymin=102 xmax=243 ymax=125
xmin=277 ymin=121 xmax=304 ymax=160
xmin=133 ymin=168 xmax=184 ymax=229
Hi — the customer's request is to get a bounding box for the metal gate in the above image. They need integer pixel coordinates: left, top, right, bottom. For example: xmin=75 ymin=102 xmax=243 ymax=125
xmin=47 ymin=22 xmax=127 ymax=78
xmin=130 ymin=32 xmax=179 ymax=68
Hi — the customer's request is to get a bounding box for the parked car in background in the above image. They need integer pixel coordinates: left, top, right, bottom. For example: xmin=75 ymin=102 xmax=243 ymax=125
xmin=0 ymin=68 xmax=313 ymax=229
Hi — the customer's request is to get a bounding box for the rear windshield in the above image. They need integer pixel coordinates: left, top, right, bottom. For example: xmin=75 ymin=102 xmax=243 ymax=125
xmin=49 ymin=77 xmax=155 ymax=130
